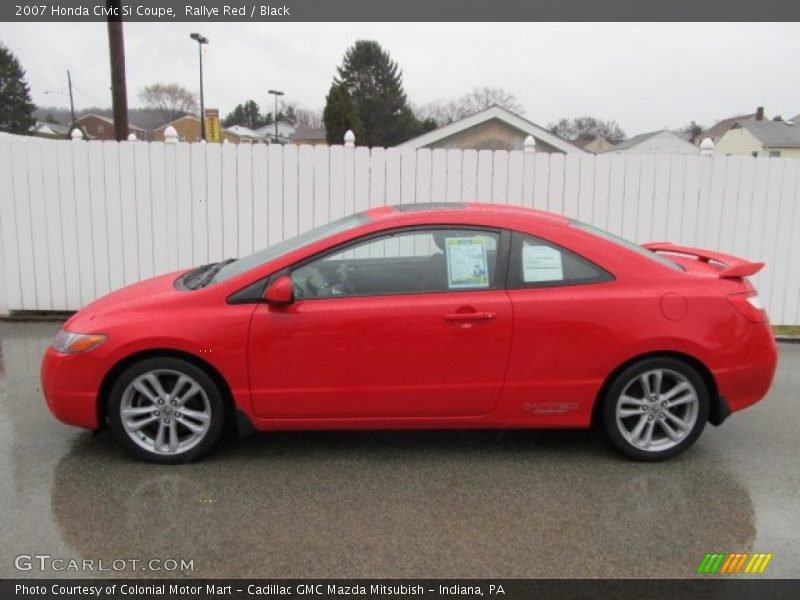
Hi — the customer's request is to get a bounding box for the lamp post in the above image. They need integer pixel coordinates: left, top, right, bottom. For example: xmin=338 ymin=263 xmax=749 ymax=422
xmin=268 ymin=89 xmax=284 ymax=143
xmin=190 ymin=33 xmax=209 ymax=140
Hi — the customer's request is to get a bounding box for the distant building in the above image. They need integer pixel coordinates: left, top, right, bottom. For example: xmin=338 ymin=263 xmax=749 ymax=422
xmin=579 ymin=137 xmax=616 ymax=154
xmin=291 ymin=127 xmax=327 ymax=146
xmin=225 ymin=124 xmax=265 ymax=143
xmin=697 ymin=107 xmax=763 ymax=145
xmin=255 ymin=122 xmax=295 ymax=144
xmin=75 ymin=113 xmax=146 ymax=141
xmin=30 ymin=121 xmax=71 ymax=139
xmin=609 ymin=130 xmax=697 ymax=155
xmin=151 ymin=115 xmax=239 ymax=143
xmin=396 ymin=104 xmax=585 ymax=153
xmin=714 ymin=119 xmax=800 ymax=158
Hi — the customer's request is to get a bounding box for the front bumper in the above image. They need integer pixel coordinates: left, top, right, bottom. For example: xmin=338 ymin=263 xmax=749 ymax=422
xmin=41 ymin=347 xmax=103 ymax=429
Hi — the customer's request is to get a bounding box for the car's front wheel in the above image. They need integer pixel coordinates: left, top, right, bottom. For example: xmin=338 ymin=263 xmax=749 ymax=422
xmin=108 ymin=357 xmax=226 ymax=463
xmin=600 ymin=357 xmax=710 ymax=461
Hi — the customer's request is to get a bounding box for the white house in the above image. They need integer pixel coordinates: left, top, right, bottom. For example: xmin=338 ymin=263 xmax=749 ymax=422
xmin=255 ymin=122 xmax=295 ymax=144
xmin=610 ymin=130 xmax=698 ymax=155
xmin=225 ymin=125 xmax=266 ymax=143
xmin=396 ymin=104 xmax=585 ymax=153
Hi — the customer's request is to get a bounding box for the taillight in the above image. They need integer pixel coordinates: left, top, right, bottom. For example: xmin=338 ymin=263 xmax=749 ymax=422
xmin=727 ymin=292 xmax=768 ymax=323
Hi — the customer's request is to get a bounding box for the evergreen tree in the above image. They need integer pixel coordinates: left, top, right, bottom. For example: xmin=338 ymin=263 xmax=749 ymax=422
xmin=334 ymin=40 xmax=418 ymax=146
xmin=323 ymin=83 xmax=365 ymax=145
xmin=0 ymin=43 xmax=36 ymax=134
xmin=223 ymin=100 xmax=266 ymax=129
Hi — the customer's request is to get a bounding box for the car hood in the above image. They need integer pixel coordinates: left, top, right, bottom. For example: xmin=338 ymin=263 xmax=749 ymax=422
xmin=65 ymin=270 xmax=190 ymax=330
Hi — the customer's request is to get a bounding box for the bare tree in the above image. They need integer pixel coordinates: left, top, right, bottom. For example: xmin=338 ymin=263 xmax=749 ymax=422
xmin=138 ymin=83 xmax=198 ymax=123
xmin=417 ymin=87 xmax=524 ymax=126
xmin=295 ymin=107 xmax=323 ymax=129
xmin=548 ymin=116 xmax=626 ymax=144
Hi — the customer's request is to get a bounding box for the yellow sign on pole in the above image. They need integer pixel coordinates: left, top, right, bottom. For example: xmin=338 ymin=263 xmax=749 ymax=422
xmin=204 ymin=108 xmax=220 ymax=143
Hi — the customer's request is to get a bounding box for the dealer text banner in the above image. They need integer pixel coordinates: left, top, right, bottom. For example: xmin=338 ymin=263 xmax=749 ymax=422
xmin=3 ymin=0 xmax=799 ymax=22
xmin=5 ymin=580 xmax=800 ymax=599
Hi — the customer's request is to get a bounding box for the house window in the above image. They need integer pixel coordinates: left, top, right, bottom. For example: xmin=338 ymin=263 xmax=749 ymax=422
xmin=769 ymin=150 xmax=781 ymax=158
xmin=97 ymin=125 xmax=104 ymax=134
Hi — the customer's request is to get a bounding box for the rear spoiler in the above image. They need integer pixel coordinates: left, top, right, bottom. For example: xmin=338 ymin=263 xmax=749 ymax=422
xmin=643 ymin=242 xmax=764 ymax=278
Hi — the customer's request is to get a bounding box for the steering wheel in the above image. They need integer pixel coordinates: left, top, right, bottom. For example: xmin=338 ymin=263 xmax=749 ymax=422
xmin=292 ymin=266 xmax=332 ymax=298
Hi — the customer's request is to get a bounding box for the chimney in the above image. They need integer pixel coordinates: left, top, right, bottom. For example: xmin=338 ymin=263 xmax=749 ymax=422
xmin=756 ymin=106 xmax=764 ymax=121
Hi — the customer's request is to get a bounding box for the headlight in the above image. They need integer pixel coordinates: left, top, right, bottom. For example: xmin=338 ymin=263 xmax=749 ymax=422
xmin=52 ymin=331 xmax=107 ymax=354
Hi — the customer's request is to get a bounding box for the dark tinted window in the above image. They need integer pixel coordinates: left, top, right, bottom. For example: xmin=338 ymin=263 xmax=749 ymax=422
xmin=212 ymin=213 xmax=369 ymax=283
xmin=292 ymin=228 xmax=500 ymax=299
xmin=509 ymin=233 xmax=612 ymax=288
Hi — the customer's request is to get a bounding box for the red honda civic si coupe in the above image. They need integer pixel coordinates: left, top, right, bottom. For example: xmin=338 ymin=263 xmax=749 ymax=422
xmin=42 ymin=203 xmax=777 ymax=463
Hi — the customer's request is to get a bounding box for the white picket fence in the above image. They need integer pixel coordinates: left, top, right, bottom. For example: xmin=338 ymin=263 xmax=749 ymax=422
xmin=1 ymin=132 xmax=799 ymax=324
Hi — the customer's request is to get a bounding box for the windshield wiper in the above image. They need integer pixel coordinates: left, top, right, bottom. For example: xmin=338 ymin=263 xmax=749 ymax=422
xmin=190 ymin=258 xmax=236 ymax=289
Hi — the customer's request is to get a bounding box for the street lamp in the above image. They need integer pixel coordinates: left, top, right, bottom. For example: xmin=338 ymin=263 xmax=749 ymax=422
xmin=268 ymin=89 xmax=284 ymax=143
xmin=190 ymin=33 xmax=209 ymax=140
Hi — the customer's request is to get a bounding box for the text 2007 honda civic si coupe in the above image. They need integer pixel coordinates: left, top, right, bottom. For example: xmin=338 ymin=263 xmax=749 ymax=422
xmin=42 ymin=203 xmax=777 ymax=463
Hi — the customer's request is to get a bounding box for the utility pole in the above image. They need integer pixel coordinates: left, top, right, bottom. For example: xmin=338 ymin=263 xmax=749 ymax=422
xmin=66 ymin=70 xmax=76 ymax=127
xmin=106 ymin=0 xmax=129 ymax=141
xmin=190 ymin=33 xmax=209 ymax=140
xmin=268 ymin=89 xmax=284 ymax=143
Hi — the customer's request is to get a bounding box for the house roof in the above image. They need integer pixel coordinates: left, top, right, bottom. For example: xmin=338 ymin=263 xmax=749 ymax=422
xmin=226 ymin=125 xmax=263 ymax=138
xmin=292 ymin=127 xmax=326 ymax=141
xmin=699 ymin=112 xmax=758 ymax=141
xmin=77 ymin=112 xmax=145 ymax=132
xmin=395 ymin=104 xmax=586 ymax=154
xmin=255 ymin=122 xmax=295 ymax=136
xmin=32 ymin=121 xmax=70 ymax=135
xmin=737 ymin=120 xmax=800 ymax=147
xmin=610 ymin=130 xmax=664 ymax=151
xmin=790 ymin=114 xmax=800 ymax=124
xmin=152 ymin=114 xmax=201 ymax=131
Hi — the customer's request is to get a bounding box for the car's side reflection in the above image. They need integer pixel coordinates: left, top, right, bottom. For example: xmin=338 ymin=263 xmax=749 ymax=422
xmin=50 ymin=429 xmax=756 ymax=578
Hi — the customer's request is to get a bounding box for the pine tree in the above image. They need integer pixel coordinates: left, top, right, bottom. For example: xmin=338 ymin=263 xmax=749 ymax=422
xmin=323 ymin=83 xmax=365 ymax=145
xmin=223 ymin=100 xmax=266 ymax=129
xmin=333 ymin=40 xmax=419 ymax=146
xmin=0 ymin=43 xmax=36 ymax=134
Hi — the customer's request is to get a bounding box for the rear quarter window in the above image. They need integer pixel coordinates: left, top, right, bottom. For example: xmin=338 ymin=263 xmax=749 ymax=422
xmin=508 ymin=232 xmax=613 ymax=288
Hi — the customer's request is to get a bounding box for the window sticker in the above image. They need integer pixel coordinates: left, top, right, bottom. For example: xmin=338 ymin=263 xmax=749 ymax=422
xmin=522 ymin=244 xmax=564 ymax=282
xmin=445 ymin=237 xmax=490 ymax=289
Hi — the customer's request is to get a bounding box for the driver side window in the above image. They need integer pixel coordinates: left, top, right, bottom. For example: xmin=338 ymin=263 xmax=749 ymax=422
xmin=291 ymin=228 xmax=500 ymax=299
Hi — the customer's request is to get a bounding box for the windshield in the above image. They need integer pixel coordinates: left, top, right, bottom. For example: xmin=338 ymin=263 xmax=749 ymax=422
xmin=211 ymin=213 xmax=370 ymax=284
xmin=570 ymin=220 xmax=683 ymax=272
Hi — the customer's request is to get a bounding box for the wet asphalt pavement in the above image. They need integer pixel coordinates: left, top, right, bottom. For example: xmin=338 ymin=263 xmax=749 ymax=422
xmin=1 ymin=320 xmax=798 ymax=579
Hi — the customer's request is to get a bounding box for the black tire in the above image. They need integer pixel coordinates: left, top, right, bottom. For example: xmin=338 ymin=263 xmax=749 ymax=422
xmin=108 ymin=357 xmax=226 ymax=464
xmin=600 ymin=357 xmax=710 ymax=461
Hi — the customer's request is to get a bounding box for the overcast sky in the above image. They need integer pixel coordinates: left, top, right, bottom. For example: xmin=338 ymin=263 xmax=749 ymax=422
xmin=1 ymin=22 xmax=799 ymax=134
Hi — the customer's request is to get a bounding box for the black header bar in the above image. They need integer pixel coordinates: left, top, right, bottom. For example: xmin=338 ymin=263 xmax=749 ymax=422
xmin=3 ymin=0 xmax=800 ymax=22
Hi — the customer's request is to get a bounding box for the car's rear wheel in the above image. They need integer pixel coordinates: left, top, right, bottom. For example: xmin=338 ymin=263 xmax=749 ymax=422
xmin=108 ymin=358 xmax=226 ymax=463
xmin=600 ymin=357 xmax=710 ymax=461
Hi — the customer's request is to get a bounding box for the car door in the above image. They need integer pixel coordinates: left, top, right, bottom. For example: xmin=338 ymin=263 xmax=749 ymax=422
xmin=248 ymin=227 xmax=513 ymax=420
xmin=501 ymin=231 xmax=616 ymax=426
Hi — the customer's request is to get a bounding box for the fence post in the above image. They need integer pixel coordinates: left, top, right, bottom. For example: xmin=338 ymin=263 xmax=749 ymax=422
xmin=164 ymin=126 xmax=179 ymax=144
xmin=699 ymin=137 xmax=714 ymax=156
xmin=344 ymin=129 xmax=355 ymax=148
xmin=524 ymin=135 xmax=536 ymax=153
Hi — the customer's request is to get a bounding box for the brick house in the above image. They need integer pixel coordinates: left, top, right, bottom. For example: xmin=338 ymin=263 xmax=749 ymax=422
xmin=75 ymin=113 xmax=146 ymax=140
xmin=151 ymin=115 xmax=239 ymax=143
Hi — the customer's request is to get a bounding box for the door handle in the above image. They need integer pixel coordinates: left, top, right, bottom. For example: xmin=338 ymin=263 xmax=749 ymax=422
xmin=444 ymin=311 xmax=496 ymax=322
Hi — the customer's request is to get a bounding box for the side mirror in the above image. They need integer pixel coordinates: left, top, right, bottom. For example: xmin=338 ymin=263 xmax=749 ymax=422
xmin=264 ymin=275 xmax=294 ymax=305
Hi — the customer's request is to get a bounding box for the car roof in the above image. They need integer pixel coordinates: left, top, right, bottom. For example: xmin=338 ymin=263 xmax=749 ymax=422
xmin=365 ymin=202 xmax=570 ymax=226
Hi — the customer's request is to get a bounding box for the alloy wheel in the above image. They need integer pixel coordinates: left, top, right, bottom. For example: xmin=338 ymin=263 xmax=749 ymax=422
xmin=120 ymin=369 xmax=212 ymax=456
xmin=615 ymin=368 xmax=699 ymax=452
